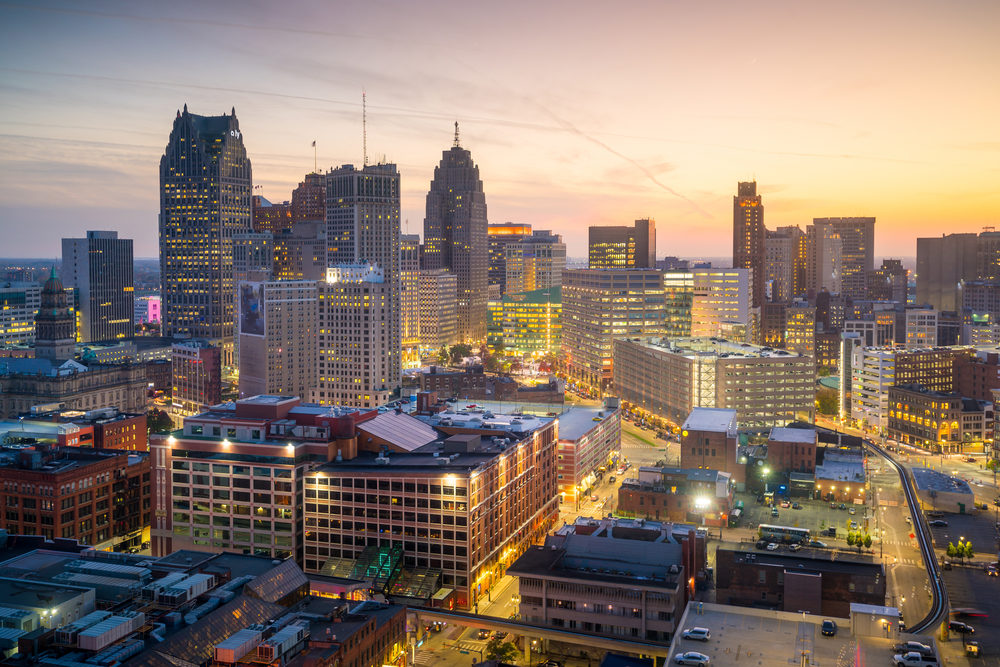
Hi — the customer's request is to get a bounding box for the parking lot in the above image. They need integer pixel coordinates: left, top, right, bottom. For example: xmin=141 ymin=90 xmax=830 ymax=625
xmin=735 ymin=492 xmax=871 ymax=546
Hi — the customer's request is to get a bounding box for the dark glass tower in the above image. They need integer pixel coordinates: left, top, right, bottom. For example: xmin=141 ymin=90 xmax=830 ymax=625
xmin=422 ymin=125 xmax=489 ymax=342
xmin=159 ymin=105 xmax=252 ymax=363
xmin=61 ymin=231 xmax=134 ymax=342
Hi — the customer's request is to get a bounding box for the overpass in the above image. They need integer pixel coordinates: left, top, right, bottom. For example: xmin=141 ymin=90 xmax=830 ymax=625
xmin=408 ymin=606 xmax=673 ymax=660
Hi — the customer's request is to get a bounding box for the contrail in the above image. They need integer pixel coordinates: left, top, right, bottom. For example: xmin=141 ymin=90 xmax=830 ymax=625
xmin=535 ymin=104 xmax=712 ymax=218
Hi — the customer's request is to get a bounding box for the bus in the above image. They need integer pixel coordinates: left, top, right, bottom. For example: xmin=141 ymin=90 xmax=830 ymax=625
xmin=758 ymin=524 xmax=810 ymax=544
xmin=728 ymin=508 xmax=742 ymax=527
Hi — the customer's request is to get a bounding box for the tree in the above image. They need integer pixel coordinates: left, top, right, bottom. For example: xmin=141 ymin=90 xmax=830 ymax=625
xmin=449 ymin=343 xmax=473 ymax=365
xmin=147 ymin=409 xmax=174 ymax=434
xmin=816 ymin=387 xmax=838 ymax=416
xmin=947 ymin=542 xmax=958 ymax=559
xmin=846 ymin=532 xmax=856 ymax=548
xmin=863 ymin=534 xmax=873 ymax=550
xmin=436 ymin=346 xmax=449 ymax=366
xmin=964 ymin=541 xmax=975 ymax=560
xmin=485 ymin=637 xmax=519 ymax=662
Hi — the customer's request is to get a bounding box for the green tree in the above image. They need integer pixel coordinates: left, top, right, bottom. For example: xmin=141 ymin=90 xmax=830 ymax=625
xmin=449 ymin=343 xmax=473 ymax=365
xmin=947 ymin=542 xmax=958 ymax=559
xmin=846 ymin=532 xmax=856 ymax=548
xmin=987 ymin=459 xmax=999 ymax=472
xmin=147 ymin=409 xmax=174 ymax=434
xmin=485 ymin=637 xmax=519 ymax=662
xmin=863 ymin=534 xmax=873 ymax=550
xmin=964 ymin=541 xmax=975 ymax=560
xmin=436 ymin=346 xmax=449 ymax=366
xmin=816 ymin=387 xmax=838 ymax=416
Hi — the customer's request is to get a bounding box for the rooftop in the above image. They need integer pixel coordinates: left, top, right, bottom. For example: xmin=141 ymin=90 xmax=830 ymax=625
xmin=815 ymin=449 xmax=865 ymax=483
xmin=720 ymin=542 xmax=883 ymax=575
xmin=682 ymin=408 xmax=737 ymax=434
xmin=631 ymin=337 xmax=808 ymax=360
xmin=311 ymin=450 xmax=497 ymax=475
xmin=667 ymin=601 xmax=914 ymax=666
xmin=768 ymin=426 xmax=817 ymax=444
xmin=358 ymin=410 xmax=438 ymax=452
xmin=911 ymin=467 xmax=974 ymax=495
xmin=557 ymin=405 xmax=617 ymax=442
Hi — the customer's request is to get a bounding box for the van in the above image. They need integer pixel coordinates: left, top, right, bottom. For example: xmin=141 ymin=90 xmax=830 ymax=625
xmin=771 ymin=507 xmax=779 ymax=517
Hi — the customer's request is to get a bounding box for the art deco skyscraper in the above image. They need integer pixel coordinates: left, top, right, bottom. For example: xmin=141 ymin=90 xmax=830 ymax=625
xmin=159 ymin=105 xmax=252 ymax=363
xmin=325 ymin=162 xmax=401 ymax=398
xmin=61 ymin=231 xmax=134 ymax=342
xmin=422 ymin=125 xmax=489 ymax=342
xmin=733 ymin=181 xmax=765 ymax=308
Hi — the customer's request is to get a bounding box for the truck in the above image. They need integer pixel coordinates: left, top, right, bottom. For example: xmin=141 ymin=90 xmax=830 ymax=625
xmin=892 ymin=652 xmax=937 ymax=667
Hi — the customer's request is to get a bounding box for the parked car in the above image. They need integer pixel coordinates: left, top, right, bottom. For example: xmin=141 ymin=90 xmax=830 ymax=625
xmin=838 ymin=503 xmax=846 ymax=510
xmin=809 ymin=540 xmax=828 ymax=548
xmin=780 ymin=501 xmax=790 ymax=508
xmin=829 ymin=501 xmax=837 ymax=509
xmin=681 ymin=627 xmax=711 ymax=641
xmin=892 ymin=652 xmax=938 ymax=667
xmin=674 ymin=652 xmax=710 ymax=666
xmin=848 ymin=507 xmax=856 ymax=515
xmin=477 ymin=628 xmax=490 ymax=639
xmin=771 ymin=507 xmax=779 ymax=517
xmin=821 ymin=619 xmax=837 ymax=636
xmin=609 ymin=476 xmax=617 ymax=483
xmin=792 ymin=502 xmax=801 ymax=509
xmin=949 ymin=620 xmax=975 ymax=634
xmin=893 ymin=642 xmax=934 ymax=657
xmin=849 ymin=520 xmax=858 ymax=530
xmin=766 ymin=542 xmax=779 ymax=551
xmin=929 ymin=519 xmax=949 ymax=527
xmin=789 ymin=544 xmax=802 ymax=552
xmin=966 ymin=457 xmax=977 ymax=463
xmin=591 ymin=494 xmax=599 ymax=502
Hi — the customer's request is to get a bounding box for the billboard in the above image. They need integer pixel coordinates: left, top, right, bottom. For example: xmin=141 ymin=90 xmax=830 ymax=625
xmin=239 ymin=282 xmax=265 ymax=337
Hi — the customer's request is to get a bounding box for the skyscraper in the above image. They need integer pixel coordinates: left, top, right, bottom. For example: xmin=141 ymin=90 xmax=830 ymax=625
xmin=159 ymin=105 xmax=252 ymax=363
xmin=488 ymin=223 xmax=532 ymax=293
xmin=291 ymin=172 xmax=326 ymax=222
xmin=810 ymin=217 xmax=875 ymax=300
xmin=61 ymin=231 xmax=134 ymax=342
xmin=422 ymin=125 xmax=489 ymax=342
xmin=588 ymin=218 xmax=656 ymax=269
xmin=400 ymin=234 xmax=421 ymax=366
xmin=733 ymin=182 xmax=765 ymax=308
xmin=325 ymin=164 xmax=401 ymax=399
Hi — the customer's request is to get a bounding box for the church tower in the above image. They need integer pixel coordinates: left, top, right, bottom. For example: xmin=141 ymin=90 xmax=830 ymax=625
xmin=35 ymin=268 xmax=77 ymax=362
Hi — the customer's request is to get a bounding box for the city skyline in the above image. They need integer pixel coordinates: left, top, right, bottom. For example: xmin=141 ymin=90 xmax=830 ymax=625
xmin=1 ymin=1 xmax=998 ymax=259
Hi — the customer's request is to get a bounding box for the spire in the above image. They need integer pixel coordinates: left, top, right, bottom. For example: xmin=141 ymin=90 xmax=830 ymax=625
xmin=183 ymin=103 xmax=188 ymax=113
xmin=231 ymin=106 xmax=236 ymax=117
xmin=49 ymin=265 xmax=56 ymax=280
xmin=453 ymin=121 xmax=460 ymax=148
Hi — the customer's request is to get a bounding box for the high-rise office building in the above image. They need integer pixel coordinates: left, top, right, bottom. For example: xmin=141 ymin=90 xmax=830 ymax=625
xmin=733 ymin=182 xmax=765 ymax=308
xmin=805 ymin=223 xmax=843 ymax=295
xmin=810 ymin=217 xmax=875 ymax=299
xmin=252 ymin=195 xmax=293 ymax=233
xmin=61 ymin=231 xmax=134 ymax=342
xmin=690 ymin=269 xmax=751 ymax=338
xmin=422 ymin=128 xmax=489 ymax=342
xmin=867 ymin=259 xmax=908 ymax=303
xmin=325 ymin=163 xmax=401 ymax=399
xmin=273 ymin=221 xmax=327 ymax=281
xmin=171 ymin=339 xmax=222 ymax=416
xmin=561 ymin=268 xmax=666 ymax=392
xmin=291 ymin=172 xmax=326 ymax=222
xmin=418 ymin=269 xmax=458 ymax=351
xmin=0 ymin=281 xmax=41 ymax=347
xmin=588 ymin=218 xmax=656 ymax=269
xmin=159 ymin=106 xmax=252 ymax=364
xmin=916 ymin=232 xmax=983 ymax=312
xmin=487 ymin=223 xmax=532 ymax=293
xmin=238 ymin=280 xmax=318 ymax=399
xmin=313 ymin=265 xmax=394 ymax=408
xmin=504 ymin=230 xmax=566 ymax=296
xmin=400 ymin=234 xmax=421 ymax=366
xmin=765 ymin=225 xmax=806 ymax=302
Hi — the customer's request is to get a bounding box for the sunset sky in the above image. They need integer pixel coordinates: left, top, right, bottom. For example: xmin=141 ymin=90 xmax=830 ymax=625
xmin=0 ymin=0 xmax=997 ymax=259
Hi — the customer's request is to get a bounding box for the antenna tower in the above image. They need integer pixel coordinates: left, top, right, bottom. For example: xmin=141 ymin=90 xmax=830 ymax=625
xmin=453 ymin=121 xmax=460 ymax=147
xmin=362 ymin=90 xmax=368 ymax=167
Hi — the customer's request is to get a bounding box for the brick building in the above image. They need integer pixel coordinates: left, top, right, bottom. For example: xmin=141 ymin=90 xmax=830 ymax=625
xmin=955 ymin=350 xmax=1000 ymax=402
xmin=618 ymin=467 xmax=733 ymax=524
xmin=715 ymin=543 xmax=885 ymax=617
xmin=678 ymin=408 xmax=743 ymax=486
xmin=887 ymin=384 xmax=993 ymax=453
xmin=0 ymin=446 xmax=150 ymax=551
xmin=766 ymin=427 xmax=817 ymax=475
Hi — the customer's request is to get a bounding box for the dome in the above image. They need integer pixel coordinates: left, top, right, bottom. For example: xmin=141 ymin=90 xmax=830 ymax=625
xmin=42 ymin=266 xmax=64 ymax=294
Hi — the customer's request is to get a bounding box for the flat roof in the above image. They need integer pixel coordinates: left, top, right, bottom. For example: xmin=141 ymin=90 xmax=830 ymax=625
xmin=769 ymin=427 xmax=817 ymax=444
xmin=358 ymin=411 xmax=438 ymax=452
xmin=312 ymin=450 xmax=496 ymax=475
xmin=631 ymin=337 xmax=808 ymax=360
xmin=668 ymin=602 xmax=912 ymax=666
xmin=682 ymin=408 xmax=737 ymax=433
xmin=558 ymin=406 xmax=616 ymax=442
xmin=0 ymin=576 xmax=90 ymax=610
xmin=911 ymin=467 xmax=974 ymax=495
xmin=720 ymin=543 xmax=883 ymax=575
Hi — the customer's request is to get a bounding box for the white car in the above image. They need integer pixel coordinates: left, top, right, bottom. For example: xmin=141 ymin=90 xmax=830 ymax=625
xmin=681 ymin=627 xmax=711 ymax=641
xmin=766 ymin=542 xmax=779 ymax=551
xmin=674 ymin=652 xmax=710 ymax=666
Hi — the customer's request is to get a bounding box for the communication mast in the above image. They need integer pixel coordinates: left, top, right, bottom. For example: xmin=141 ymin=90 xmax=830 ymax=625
xmin=362 ymin=90 xmax=368 ymax=167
